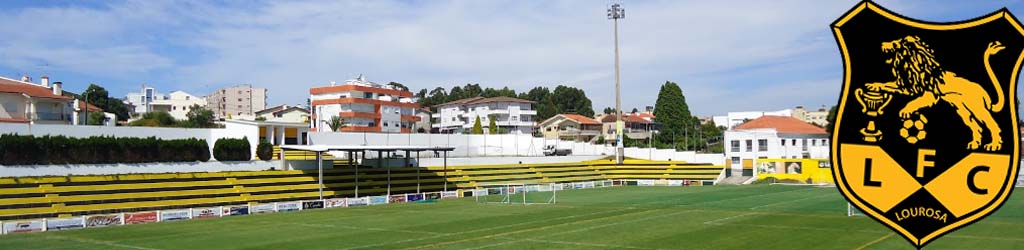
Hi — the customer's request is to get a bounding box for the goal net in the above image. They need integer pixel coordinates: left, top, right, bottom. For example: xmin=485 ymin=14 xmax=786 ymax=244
xmin=474 ymin=183 xmax=557 ymax=205
xmin=847 ymin=203 xmax=865 ymax=217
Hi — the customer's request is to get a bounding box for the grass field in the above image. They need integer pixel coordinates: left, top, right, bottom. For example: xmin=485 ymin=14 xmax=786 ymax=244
xmin=0 ymin=185 xmax=1021 ymax=250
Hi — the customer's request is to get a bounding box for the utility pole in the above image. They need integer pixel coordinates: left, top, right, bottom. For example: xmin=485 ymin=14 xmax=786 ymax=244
xmin=608 ymin=3 xmax=625 ymax=164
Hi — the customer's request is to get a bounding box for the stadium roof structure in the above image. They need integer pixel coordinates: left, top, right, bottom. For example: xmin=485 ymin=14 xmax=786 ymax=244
xmin=280 ymin=145 xmax=455 ymax=152
xmin=280 ymin=144 xmax=456 ymax=199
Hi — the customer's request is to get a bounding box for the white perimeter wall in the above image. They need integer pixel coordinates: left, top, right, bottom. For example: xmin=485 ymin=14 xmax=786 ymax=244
xmin=0 ymin=123 xmax=257 ymax=159
xmin=308 ymin=132 xmax=724 ymax=164
xmin=0 ymin=161 xmax=281 ymax=177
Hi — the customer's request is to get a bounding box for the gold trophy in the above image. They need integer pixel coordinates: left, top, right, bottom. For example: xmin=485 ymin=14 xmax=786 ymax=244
xmin=855 ymin=88 xmax=891 ymax=142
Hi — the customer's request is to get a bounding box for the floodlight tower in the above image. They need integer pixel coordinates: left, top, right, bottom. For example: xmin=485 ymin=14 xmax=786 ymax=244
xmin=608 ymin=3 xmax=625 ymax=164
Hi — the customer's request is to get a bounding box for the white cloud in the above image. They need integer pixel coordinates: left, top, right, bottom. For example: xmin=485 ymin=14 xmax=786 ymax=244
xmin=5 ymin=0 xmax=1021 ymax=117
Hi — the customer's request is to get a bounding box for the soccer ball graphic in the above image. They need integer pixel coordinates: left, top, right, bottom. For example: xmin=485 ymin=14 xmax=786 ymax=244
xmin=899 ymin=114 xmax=927 ymax=144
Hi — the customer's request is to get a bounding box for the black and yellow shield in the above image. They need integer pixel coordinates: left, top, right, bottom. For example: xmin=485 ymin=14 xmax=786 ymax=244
xmin=831 ymin=1 xmax=1022 ymax=248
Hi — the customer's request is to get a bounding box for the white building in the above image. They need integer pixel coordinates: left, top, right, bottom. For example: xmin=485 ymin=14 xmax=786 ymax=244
xmin=431 ymin=97 xmax=536 ymax=134
xmin=125 ymin=85 xmax=162 ymax=114
xmin=712 ymin=109 xmax=793 ymax=129
xmin=723 ymin=116 xmax=829 ymax=177
xmin=149 ymin=91 xmax=207 ymax=120
xmin=309 ymin=76 xmax=420 ymax=133
xmin=255 ymin=105 xmax=309 ymax=123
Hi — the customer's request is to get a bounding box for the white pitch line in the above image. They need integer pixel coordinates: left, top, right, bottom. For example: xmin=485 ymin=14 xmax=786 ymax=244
xmin=748 ymin=193 xmax=837 ymax=210
xmin=703 ymin=212 xmax=762 ymax=225
xmin=679 ymin=187 xmax=817 ymax=206
xmin=341 ymin=207 xmax=635 ymax=250
xmin=44 ymin=235 xmax=163 ymax=250
xmin=282 ymin=222 xmax=445 ymax=235
xmin=465 ymin=209 xmax=700 ymax=250
xmin=524 ymin=239 xmax=667 ymax=250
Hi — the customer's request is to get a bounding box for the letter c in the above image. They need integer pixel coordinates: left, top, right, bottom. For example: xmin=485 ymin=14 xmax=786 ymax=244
xmin=968 ymin=165 xmax=989 ymax=195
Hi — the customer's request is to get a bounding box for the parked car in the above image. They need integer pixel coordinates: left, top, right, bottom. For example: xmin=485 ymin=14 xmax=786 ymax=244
xmin=543 ymin=145 xmax=572 ymax=156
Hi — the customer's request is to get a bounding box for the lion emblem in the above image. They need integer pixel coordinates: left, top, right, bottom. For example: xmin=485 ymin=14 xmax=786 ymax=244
xmin=865 ymin=36 xmax=1006 ymax=151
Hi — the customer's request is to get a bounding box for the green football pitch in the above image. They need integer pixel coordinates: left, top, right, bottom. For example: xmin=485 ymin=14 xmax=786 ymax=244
xmin=1 ymin=185 xmax=1021 ymax=250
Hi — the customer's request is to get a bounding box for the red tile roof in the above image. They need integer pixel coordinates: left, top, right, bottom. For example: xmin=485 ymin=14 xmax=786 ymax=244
xmin=599 ymin=114 xmax=651 ymax=124
xmin=78 ymin=100 xmax=103 ymax=112
xmin=734 ymin=116 xmax=826 ymax=134
xmin=0 ymin=118 xmax=30 ymax=123
xmin=560 ymin=114 xmax=600 ymax=125
xmin=435 ymin=96 xmax=535 ymax=107
xmin=0 ymin=77 xmax=72 ymax=100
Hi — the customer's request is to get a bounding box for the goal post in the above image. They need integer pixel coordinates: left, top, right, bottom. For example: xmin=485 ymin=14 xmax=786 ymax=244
xmin=474 ymin=183 xmax=557 ymax=205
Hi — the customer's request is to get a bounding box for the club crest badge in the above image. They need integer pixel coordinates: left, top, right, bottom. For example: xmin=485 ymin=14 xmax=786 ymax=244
xmin=831 ymin=1 xmax=1022 ymax=248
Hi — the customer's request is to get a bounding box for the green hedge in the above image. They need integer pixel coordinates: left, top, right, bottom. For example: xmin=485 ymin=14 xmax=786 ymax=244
xmin=0 ymin=134 xmax=210 ymax=165
xmin=214 ymin=137 xmax=251 ymax=161
xmin=256 ymin=140 xmax=273 ymax=161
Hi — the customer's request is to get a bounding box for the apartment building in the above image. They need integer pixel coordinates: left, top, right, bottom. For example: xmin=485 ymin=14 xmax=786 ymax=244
xmin=431 ymin=96 xmax=536 ymax=134
xmin=309 ymin=76 xmax=420 ymax=133
xmin=723 ymin=116 xmax=829 ymax=177
xmin=207 ymin=84 xmax=267 ymax=120
xmin=792 ymin=105 xmax=830 ymax=127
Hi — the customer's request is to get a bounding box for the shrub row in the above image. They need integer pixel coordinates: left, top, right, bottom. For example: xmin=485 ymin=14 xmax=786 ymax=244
xmin=0 ymin=134 xmax=210 ymax=165
xmin=214 ymin=137 xmax=251 ymax=161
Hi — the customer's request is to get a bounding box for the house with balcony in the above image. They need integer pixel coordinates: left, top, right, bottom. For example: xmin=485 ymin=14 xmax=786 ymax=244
xmin=597 ymin=113 xmax=658 ymax=142
xmin=0 ymin=76 xmax=75 ymax=124
xmin=431 ymin=96 xmax=536 ymax=134
xmin=539 ymin=114 xmax=602 ymax=141
xmin=723 ymin=116 xmax=829 ymax=177
xmin=309 ymin=75 xmax=420 ymax=133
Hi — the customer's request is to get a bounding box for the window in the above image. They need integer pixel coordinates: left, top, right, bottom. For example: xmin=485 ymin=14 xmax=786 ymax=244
xmin=364 ymin=93 xmax=373 ymax=99
xmin=812 ymin=140 xmax=817 ymax=146
xmin=792 ymin=139 xmax=796 ymax=145
xmin=731 ymin=157 xmax=740 ymax=165
xmin=745 ymin=140 xmax=752 ymax=152
xmin=238 ymin=98 xmax=242 ymax=102
xmin=395 ymin=123 xmax=399 ymax=127
xmin=758 ymin=139 xmax=768 ymax=152
xmin=730 ymin=140 xmax=740 ymax=152
xmin=781 ymin=139 xmax=786 ymax=146
xmin=185 ymin=96 xmax=190 ymax=100
xmin=822 ymin=139 xmax=828 ymax=146
xmin=173 ymin=106 xmax=177 ymax=111
xmin=238 ymin=105 xmax=243 ymax=108
xmin=802 ymin=139 xmax=808 ymax=151
xmin=384 ymin=122 xmax=389 ymax=127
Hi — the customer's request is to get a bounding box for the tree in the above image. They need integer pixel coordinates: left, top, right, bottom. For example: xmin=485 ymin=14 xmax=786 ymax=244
xmin=653 ymin=81 xmax=692 ymax=150
xmin=87 ymin=112 xmax=107 ymax=125
xmin=550 ymin=85 xmax=594 ymax=118
xmin=488 ymin=115 xmax=498 ymax=134
xmin=631 ymin=108 xmax=639 ymax=113
xmin=186 ymin=104 xmax=216 ymax=128
xmin=471 ymin=116 xmax=484 ymax=134
xmin=326 ymin=116 xmax=345 ymax=132
xmin=825 ymin=105 xmax=838 ymax=135
xmin=603 ymin=107 xmax=616 ymax=114
xmin=387 ymin=82 xmax=409 ymax=92
xmin=82 ymin=84 xmax=130 ymax=122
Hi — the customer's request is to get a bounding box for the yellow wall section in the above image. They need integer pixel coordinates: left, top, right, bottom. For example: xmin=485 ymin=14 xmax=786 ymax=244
xmin=756 ymin=158 xmax=833 ymax=183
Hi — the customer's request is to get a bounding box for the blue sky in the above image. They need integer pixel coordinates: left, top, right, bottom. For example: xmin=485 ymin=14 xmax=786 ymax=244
xmin=1 ymin=0 xmax=1022 ymax=116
